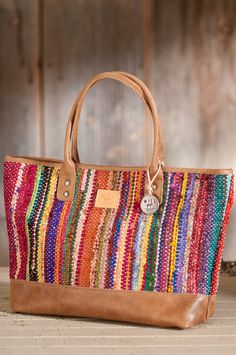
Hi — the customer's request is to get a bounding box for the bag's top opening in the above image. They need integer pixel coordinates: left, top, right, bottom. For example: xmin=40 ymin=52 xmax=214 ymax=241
xmin=5 ymin=155 xmax=233 ymax=175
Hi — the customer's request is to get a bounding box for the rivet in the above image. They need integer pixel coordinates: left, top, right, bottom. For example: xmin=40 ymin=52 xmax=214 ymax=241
xmin=64 ymin=179 xmax=70 ymax=186
xmin=63 ymin=191 xmax=69 ymax=197
xmin=152 ymin=184 xmax=157 ymax=190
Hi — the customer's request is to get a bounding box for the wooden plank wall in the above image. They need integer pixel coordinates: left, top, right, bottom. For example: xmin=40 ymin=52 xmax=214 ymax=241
xmin=0 ymin=0 xmax=42 ymax=265
xmin=0 ymin=0 xmax=236 ymax=264
xmin=43 ymin=0 xmax=146 ymax=165
xmin=151 ymin=0 xmax=236 ymax=260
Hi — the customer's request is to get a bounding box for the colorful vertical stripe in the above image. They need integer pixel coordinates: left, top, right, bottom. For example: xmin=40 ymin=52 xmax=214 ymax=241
xmin=4 ymin=160 xmax=234 ymax=296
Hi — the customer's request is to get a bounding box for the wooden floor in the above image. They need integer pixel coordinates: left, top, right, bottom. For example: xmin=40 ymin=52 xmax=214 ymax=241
xmin=0 ymin=268 xmax=236 ymax=355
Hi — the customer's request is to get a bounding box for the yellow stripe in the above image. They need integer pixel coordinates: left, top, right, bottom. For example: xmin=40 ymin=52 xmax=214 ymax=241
xmin=25 ymin=167 xmax=42 ymax=279
xmin=168 ymin=172 xmax=188 ymax=293
xmin=37 ymin=169 xmax=58 ymax=282
xmin=125 ymin=171 xmax=143 ymax=289
xmin=182 ymin=177 xmax=200 ymax=293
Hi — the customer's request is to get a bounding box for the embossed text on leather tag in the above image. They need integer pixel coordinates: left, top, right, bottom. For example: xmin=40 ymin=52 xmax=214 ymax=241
xmin=95 ymin=189 xmax=120 ymax=209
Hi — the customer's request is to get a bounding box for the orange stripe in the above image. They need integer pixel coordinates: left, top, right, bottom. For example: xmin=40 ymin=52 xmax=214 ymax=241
xmin=63 ymin=172 xmax=85 ymax=285
xmin=54 ymin=202 xmax=71 ymax=284
xmin=125 ymin=171 xmax=144 ymax=289
xmin=79 ymin=170 xmax=110 ymax=287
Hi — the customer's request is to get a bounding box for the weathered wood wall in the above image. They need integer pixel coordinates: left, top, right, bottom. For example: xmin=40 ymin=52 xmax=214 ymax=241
xmin=0 ymin=0 xmax=236 ymax=264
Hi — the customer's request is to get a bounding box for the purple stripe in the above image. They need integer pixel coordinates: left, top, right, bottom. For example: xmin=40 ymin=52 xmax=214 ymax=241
xmin=155 ymin=173 xmax=175 ymax=291
xmin=173 ymin=173 xmax=196 ymax=292
xmin=45 ymin=199 xmax=64 ymax=283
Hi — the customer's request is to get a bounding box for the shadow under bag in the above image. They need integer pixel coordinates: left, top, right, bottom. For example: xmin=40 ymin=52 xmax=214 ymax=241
xmin=4 ymin=71 xmax=234 ymax=328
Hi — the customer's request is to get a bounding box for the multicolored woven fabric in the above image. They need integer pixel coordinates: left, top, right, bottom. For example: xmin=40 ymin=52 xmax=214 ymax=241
xmin=4 ymin=160 xmax=234 ymax=296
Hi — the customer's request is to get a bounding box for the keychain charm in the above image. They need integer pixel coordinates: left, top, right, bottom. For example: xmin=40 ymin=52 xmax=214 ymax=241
xmin=141 ymin=194 xmax=160 ymax=215
xmin=140 ymin=164 xmax=162 ymax=215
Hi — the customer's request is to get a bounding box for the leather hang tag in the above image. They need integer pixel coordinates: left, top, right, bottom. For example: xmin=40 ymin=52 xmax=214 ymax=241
xmin=95 ymin=189 xmax=120 ymax=209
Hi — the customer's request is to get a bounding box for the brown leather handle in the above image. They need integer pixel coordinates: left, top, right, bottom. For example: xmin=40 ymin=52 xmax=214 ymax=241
xmin=69 ymin=72 xmax=163 ymax=171
xmin=57 ymin=72 xmax=164 ymax=202
xmin=70 ymin=76 xmax=155 ymax=162
xmin=71 ymin=71 xmax=165 ymax=166
xmin=114 ymin=71 xmax=164 ymax=163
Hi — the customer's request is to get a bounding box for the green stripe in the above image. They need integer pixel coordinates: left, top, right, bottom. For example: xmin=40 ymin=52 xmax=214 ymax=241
xmin=68 ymin=169 xmax=93 ymax=284
xmin=61 ymin=170 xmax=82 ymax=284
xmin=25 ymin=167 xmax=43 ymax=279
xmin=145 ymin=173 xmax=168 ymax=290
xmin=206 ymin=175 xmax=228 ymax=293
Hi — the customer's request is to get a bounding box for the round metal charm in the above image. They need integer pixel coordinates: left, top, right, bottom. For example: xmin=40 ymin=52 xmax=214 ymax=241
xmin=140 ymin=194 xmax=160 ymax=215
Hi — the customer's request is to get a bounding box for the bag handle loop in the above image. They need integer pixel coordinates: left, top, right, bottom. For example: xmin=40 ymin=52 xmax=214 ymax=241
xmin=57 ymin=72 xmax=164 ymax=203
xmin=71 ymin=71 xmax=164 ymax=165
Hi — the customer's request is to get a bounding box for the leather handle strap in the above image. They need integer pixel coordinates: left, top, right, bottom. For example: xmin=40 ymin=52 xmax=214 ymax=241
xmin=57 ymin=72 xmax=164 ymax=202
xmin=114 ymin=71 xmax=164 ymax=163
xmin=70 ymin=76 xmax=156 ymax=162
xmin=71 ymin=72 xmax=164 ymax=166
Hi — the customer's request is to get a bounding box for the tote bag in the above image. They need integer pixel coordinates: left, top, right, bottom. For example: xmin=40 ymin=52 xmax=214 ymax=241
xmin=4 ymin=71 xmax=234 ymax=328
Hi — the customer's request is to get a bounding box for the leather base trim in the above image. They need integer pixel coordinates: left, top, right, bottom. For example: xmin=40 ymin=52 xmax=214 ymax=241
xmin=10 ymin=279 xmax=216 ymax=329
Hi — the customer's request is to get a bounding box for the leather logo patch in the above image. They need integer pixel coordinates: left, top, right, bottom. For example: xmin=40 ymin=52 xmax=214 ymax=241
xmin=95 ymin=189 xmax=120 ymax=209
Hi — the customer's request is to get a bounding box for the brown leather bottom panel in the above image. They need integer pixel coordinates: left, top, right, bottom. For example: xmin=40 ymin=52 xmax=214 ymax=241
xmin=10 ymin=279 xmax=216 ymax=329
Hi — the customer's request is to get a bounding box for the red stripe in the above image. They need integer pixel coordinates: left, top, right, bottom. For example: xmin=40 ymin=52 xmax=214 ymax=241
xmin=195 ymin=176 xmax=211 ymax=292
xmin=76 ymin=170 xmax=111 ymax=286
xmin=15 ymin=165 xmax=37 ymax=279
xmin=4 ymin=162 xmax=21 ymax=278
xmin=187 ymin=175 xmax=209 ymax=293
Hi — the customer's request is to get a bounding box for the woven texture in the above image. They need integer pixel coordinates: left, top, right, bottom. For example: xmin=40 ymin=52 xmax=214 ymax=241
xmin=4 ymin=161 xmax=234 ymax=296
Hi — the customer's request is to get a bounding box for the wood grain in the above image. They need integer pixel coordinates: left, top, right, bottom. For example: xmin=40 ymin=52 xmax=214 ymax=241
xmin=0 ymin=0 xmax=40 ymax=202
xmin=0 ymin=0 xmax=41 ymax=262
xmin=0 ymin=0 xmax=235 ymax=264
xmin=43 ymin=0 xmax=146 ymax=166
xmin=0 ymin=268 xmax=236 ymax=355
xmin=150 ymin=0 xmax=236 ymax=260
